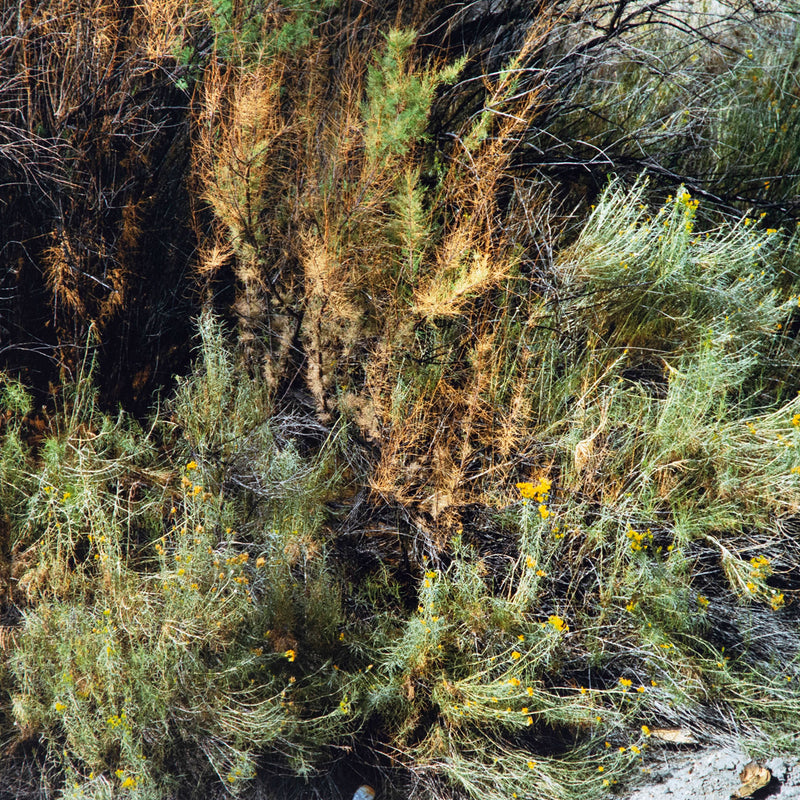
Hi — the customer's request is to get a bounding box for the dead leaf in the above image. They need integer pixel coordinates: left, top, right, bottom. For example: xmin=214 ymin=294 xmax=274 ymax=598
xmin=649 ymin=727 xmax=698 ymax=744
xmin=732 ymin=761 xmax=770 ymax=799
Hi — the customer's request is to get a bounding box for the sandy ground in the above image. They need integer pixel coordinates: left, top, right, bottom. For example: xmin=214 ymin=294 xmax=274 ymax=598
xmin=623 ymin=749 xmax=800 ymax=800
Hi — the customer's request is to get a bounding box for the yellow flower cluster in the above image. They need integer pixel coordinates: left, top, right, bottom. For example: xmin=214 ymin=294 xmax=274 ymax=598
xmin=516 ymin=477 xmax=551 ymax=502
xmin=115 ymin=771 xmax=137 ymax=789
xmin=627 ymin=528 xmax=653 ymax=552
xmin=547 ymin=615 xmax=568 ymax=633
xmin=750 ymin=555 xmax=771 ymax=580
xmin=678 ymin=191 xmax=699 ymax=211
xmin=107 ymin=712 xmax=128 ymax=729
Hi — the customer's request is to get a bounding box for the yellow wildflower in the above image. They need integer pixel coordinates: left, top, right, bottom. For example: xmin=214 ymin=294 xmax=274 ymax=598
xmin=285 ymin=649 xmax=296 ymax=662
xmin=547 ymin=615 xmax=568 ymax=632
xmin=516 ymin=477 xmax=551 ymax=501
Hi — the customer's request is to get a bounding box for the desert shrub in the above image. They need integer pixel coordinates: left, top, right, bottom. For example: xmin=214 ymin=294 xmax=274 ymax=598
xmin=1 ymin=318 xmax=359 ymax=798
xmin=340 ymin=180 xmax=800 ymax=799
xmin=540 ymin=2 xmax=800 ymax=219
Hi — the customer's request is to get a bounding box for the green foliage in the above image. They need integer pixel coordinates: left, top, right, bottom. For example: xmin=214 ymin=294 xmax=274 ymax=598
xmin=1 ymin=375 xmax=32 ymax=417
xmin=1 ymin=317 xmax=358 ymax=797
xmin=210 ymin=0 xmax=339 ymax=64
xmin=550 ymin=180 xmax=800 ymax=520
xmin=345 ymin=179 xmax=800 ymax=797
xmin=362 ymin=30 xmax=464 ymax=166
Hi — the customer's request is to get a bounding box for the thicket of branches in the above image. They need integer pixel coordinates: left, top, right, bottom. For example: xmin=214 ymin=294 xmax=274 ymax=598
xmin=3 ymin=2 xmax=800 ymax=799
xmin=0 ymin=0 xmax=200 ymax=410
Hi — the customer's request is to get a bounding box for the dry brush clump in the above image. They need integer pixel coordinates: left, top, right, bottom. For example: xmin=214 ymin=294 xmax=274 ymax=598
xmin=193 ymin=3 xmax=569 ymax=528
xmin=0 ymin=0 xmax=202 ymax=409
